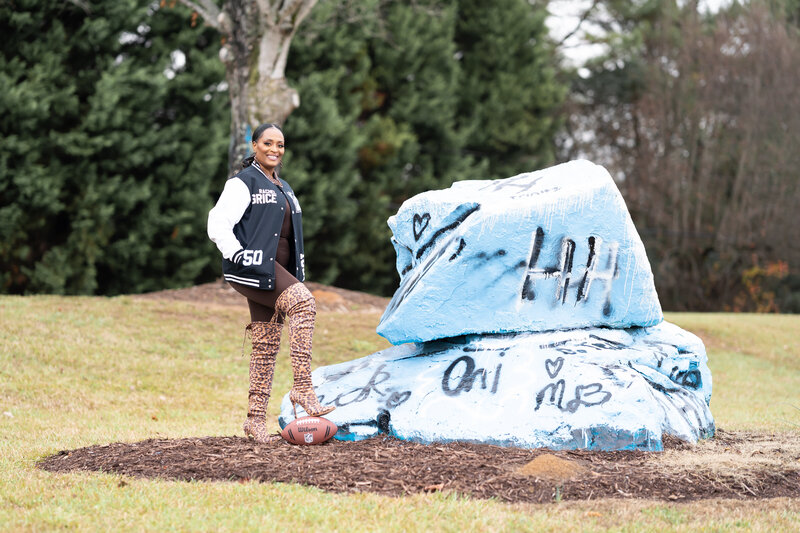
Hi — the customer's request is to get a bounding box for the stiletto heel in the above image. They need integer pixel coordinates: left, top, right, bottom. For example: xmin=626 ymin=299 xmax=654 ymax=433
xmin=275 ymin=283 xmax=336 ymax=420
xmin=289 ymin=389 xmax=335 ymax=418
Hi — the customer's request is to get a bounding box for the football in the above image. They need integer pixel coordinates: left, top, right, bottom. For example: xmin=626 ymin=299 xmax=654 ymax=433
xmin=280 ymin=416 xmax=338 ymax=445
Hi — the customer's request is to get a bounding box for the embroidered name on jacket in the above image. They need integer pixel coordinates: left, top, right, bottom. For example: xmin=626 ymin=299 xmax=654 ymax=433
xmin=252 ymin=188 xmax=278 ymax=205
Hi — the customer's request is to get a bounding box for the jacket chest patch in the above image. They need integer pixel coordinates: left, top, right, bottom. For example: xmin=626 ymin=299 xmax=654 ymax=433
xmin=286 ymin=191 xmax=302 ymax=213
xmin=251 ymin=188 xmax=278 ymax=205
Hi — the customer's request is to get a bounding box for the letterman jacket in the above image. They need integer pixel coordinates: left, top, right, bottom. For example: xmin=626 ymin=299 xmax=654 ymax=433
xmin=207 ymin=163 xmax=305 ymax=290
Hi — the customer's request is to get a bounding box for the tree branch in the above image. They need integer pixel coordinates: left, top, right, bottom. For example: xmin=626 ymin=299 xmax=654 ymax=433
xmin=556 ymin=0 xmax=600 ymax=47
xmin=66 ymin=0 xmax=91 ymax=14
xmin=278 ymin=0 xmax=317 ymax=28
xmin=176 ymin=0 xmax=222 ymax=30
xmin=293 ymin=0 xmax=317 ymax=27
xmin=255 ymin=0 xmax=274 ymax=18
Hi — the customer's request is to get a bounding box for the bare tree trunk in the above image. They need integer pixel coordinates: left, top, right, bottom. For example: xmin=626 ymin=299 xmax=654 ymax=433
xmin=178 ymin=0 xmax=317 ymax=175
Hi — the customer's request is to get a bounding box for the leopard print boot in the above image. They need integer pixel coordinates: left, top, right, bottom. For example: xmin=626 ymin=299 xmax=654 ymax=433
xmin=275 ymin=283 xmax=336 ymax=418
xmin=242 ymin=321 xmax=283 ymax=443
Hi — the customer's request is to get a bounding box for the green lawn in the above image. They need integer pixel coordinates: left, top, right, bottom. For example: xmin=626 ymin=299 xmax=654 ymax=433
xmin=1 ymin=296 xmax=798 ymax=532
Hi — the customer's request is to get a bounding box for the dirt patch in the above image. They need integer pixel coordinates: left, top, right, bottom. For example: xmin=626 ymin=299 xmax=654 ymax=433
xmin=135 ymin=278 xmax=390 ymax=313
xmin=516 ymin=454 xmax=587 ymax=481
xmin=38 ymin=429 xmax=800 ymax=503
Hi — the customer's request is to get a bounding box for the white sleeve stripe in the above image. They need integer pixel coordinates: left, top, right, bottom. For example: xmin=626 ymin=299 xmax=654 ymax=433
xmin=207 ymin=178 xmax=250 ymax=260
xmin=224 ymin=274 xmax=260 ymax=286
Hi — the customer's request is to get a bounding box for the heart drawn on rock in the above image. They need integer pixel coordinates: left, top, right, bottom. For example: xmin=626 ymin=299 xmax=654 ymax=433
xmin=545 ymin=357 xmax=564 ymax=379
xmin=413 ymin=213 xmax=431 ymax=241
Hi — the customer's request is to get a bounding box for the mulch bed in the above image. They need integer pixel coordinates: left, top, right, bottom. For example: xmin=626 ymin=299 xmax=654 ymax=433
xmin=38 ymin=431 xmax=800 ymax=503
xmin=67 ymin=285 xmax=800 ymax=502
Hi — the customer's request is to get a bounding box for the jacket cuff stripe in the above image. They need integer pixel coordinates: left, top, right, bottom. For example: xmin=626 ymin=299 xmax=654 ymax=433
xmin=224 ymin=274 xmax=261 ymax=287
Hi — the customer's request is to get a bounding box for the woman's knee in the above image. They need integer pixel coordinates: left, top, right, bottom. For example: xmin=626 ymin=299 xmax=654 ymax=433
xmin=276 ymin=282 xmax=315 ymax=316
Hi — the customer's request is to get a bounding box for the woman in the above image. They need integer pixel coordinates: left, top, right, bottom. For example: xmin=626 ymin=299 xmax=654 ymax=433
xmin=207 ymin=123 xmax=334 ymax=444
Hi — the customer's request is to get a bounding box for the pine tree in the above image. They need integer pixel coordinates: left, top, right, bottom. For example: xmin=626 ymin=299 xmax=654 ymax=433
xmin=283 ymin=0 xmax=567 ymax=295
xmin=0 ymin=0 xmax=228 ymax=294
xmin=455 ymin=0 xmax=565 ymax=178
xmin=279 ymin=0 xmax=374 ymax=286
xmin=2 ymin=0 xmax=569 ymax=296
xmin=347 ymin=0 xmax=478 ymax=293
xmin=285 ymin=0 xmax=476 ymax=294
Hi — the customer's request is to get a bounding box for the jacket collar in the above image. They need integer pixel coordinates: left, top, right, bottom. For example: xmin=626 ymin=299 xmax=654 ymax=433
xmin=252 ymin=161 xmax=281 ymax=186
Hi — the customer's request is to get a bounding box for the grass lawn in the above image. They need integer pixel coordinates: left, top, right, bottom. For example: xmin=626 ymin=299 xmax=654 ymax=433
xmin=1 ymin=295 xmax=798 ymax=532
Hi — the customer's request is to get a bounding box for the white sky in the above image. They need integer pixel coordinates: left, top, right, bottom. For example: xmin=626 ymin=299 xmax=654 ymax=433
xmin=547 ymin=0 xmax=735 ymax=66
xmin=165 ymin=1 xmax=735 ymax=80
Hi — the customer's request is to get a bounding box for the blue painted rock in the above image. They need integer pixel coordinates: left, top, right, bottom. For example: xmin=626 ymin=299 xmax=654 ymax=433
xmin=377 ymin=160 xmax=663 ymax=345
xmin=278 ymin=322 xmax=714 ymax=451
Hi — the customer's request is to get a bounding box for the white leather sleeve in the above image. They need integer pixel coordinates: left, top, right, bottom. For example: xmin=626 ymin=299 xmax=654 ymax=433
xmin=207 ymin=178 xmax=250 ymax=260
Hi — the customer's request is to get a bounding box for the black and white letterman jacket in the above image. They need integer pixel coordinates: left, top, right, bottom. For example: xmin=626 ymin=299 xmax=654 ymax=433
xmin=207 ymin=163 xmax=305 ymax=290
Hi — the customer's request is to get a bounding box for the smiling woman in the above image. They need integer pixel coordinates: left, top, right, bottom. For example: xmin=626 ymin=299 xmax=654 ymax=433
xmin=207 ymin=123 xmax=335 ymax=444
xmin=250 ymin=124 xmax=285 ymax=174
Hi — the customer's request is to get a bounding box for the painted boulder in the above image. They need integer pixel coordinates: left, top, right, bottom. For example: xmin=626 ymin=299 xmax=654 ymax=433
xmin=376 ymin=160 xmax=663 ymax=345
xmin=278 ymin=160 xmax=713 ymax=451
xmin=279 ymin=322 xmax=714 ymax=451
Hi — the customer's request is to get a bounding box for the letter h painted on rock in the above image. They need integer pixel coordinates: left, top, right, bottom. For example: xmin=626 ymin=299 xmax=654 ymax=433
xmin=521 ymin=227 xmax=619 ymax=315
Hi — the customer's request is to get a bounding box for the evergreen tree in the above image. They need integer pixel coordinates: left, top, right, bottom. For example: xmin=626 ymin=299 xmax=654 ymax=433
xmin=2 ymin=0 xmax=568 ymax=297
xmin=0 ymin=0 xmax=228 ymax=294
xmin=280 ymin=0 xmax=373 ymax=286
xmin=344 ymin=0 xmax=476 ymax=293
xmin=286 ymin=0 xmax=476 ymax=294
xmin=283 ymin=0 xmax=567 ymax=295
xmin=455 ymin=0 xmax=565 ymax=178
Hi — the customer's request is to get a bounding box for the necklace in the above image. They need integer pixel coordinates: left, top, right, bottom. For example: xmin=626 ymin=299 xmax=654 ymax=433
xmin=253 ymin=160 xmax=282 ymax=186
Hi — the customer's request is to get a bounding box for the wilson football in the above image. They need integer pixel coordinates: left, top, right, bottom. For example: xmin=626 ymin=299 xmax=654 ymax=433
xmin=280 ymin=416 xmax=337 ymax=445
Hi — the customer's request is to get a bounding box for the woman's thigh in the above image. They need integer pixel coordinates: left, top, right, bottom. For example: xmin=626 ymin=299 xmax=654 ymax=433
xmin=228 ymin=262 xmax=301 ymax=322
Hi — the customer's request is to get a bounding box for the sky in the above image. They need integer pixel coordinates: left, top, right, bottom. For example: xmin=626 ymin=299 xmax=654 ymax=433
xmin=164 ymin=1 xmax=737 ymax=82
xmin=546 ymin=0 xmax=735 ymax=66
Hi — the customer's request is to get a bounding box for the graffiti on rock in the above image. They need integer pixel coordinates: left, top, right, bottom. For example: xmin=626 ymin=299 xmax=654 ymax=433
xmin=319 ymin=364 xmax=412 ymax=411
xmin=441 ymin=355 xmax=502 ymax=397
xmin=669 ymin=363 xmax=702 ymax=390
xmin=477 ymin=174 xmax=561 ymax=199
xmin=521 ymin=227 xmax=619 ymax=315
xmin=413 ymin=213 xmax=431 ymax=241
xmin=534 ymin=355 xmax=612 ymax=413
